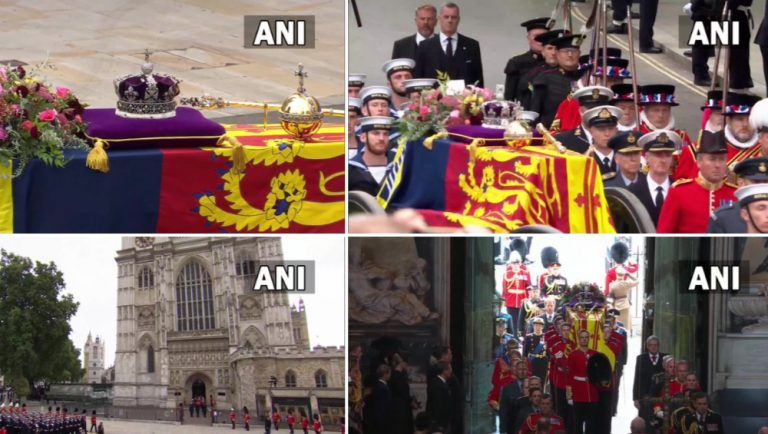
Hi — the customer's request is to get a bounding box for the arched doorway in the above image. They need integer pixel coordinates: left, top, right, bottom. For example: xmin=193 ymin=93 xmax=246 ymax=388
xmin=192 ymin=379 xmax=205 ymax=399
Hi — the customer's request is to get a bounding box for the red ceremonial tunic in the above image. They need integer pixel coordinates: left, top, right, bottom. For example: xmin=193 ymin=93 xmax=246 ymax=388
xmin=519 ymin=414 xmax=566 ymax=434
xmin=273 ymin=412 xmax=281 ymax=423
xmin=549 ymin=336 xmax=573 ymax=390
xmin=302 ymin=418 xmax=310 ymax=429
xmin=287 ymin=415 xmax=296 ymax=426
xmin=675 ymin=132 xmax=762 ymax=180
xmin=605 ymin=263 xmax=638 ymax=297
xmin=567 ymin=348 xmax=599 ymax=403
xmin=502 ymin=265 xmax=531 ymax=308
xmin=657 ymin=175 xmax=737 ymax=233
xmin=313 ymin=420 xmax=323 ymax=431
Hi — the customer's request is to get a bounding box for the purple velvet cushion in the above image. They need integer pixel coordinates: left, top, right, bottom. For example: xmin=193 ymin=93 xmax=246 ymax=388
xmin=84 ymin=107 xmax=225 ymax=149
xmin=447 ymin=125 xmax=506 ymax=144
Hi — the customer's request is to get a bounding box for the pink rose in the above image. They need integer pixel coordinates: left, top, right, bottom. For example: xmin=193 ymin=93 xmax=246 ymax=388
xmin=407 ymin=103 xmax=416 ymax=111
xmin=419 ymin=105 xmax=430 ymax=116
xmin=55 ymin=87 xmax=70 ymax=99
xmin=480 ymin=88 xmax=493 ymax=101
xmin=0 ymin=127 xmax=7 ymax=142
xmin=38 ymin=108 xmax=57 ymax=122
xmin=10 ymin=105 xmax=21 ymax=116
xmin=21 ymin=120 xmax=34 ymax=131
xmin=74 ymin=114 xmax=83 ymax=124
xmin=441 ymin=96 xmax=460 ymax=108
xmin=0 ymin=67 xmax=6 ymax=83
xmin=449 ymin=109 xmax=460 ymax=119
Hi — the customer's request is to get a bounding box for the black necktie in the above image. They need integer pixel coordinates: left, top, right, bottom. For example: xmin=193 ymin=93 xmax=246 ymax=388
xmin=655 ymin=186 xmax=664 ymax=209
xmin=602 ymin=157 xmax=610 ymax=167
xmin=446 ymin=37 xmax=453 ymax=61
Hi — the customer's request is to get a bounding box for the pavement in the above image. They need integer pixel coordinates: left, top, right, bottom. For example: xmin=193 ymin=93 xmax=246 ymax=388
xmin=98 ymin=419 xmax=341 ymax=434
xmin=349 ymin=0 xmax=768 ymax=138
xmin=0 ymin=0 xmax=345 ymax=123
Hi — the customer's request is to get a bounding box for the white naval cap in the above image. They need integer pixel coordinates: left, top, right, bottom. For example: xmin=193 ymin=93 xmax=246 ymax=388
xmin=637 ymin=129 xmax=682 ymax=152
xmin=349 ymin=73 xmax=367 ymax=87
xmin=382 ymin=58 xmax=416 ymax=76
xmin=735 ymin=183 xmax=768 ymax=207
xmin=404 ymin=78 xmax=438 ymax=93
xmin=349 ymin=97 xmax=362 ymax=113
xmin=358 ymin=116 xmax=394 ymax=132
xmin=749 ymin=98 xmax=768 ymax=133
xmin=359 ymin=86 xmax=392 ymax=104
xmin=582 ymin=105 xmax=623 ymax=128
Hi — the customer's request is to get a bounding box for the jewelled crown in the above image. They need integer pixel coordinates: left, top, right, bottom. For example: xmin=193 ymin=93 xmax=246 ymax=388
xmin=113 ymin=49 xmax=181 ymax=119
xmin=481 ymin=87 xmax=523 ymax=129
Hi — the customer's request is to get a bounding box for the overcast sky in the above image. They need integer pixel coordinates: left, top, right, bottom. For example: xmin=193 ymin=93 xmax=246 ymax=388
xmin=0 ymin=236 xmax=345 ymax=369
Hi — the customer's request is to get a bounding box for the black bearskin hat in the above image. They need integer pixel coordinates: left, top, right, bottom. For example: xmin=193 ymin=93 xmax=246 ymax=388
xmin=541 ymin=246 xmax=560 ymax=268
xmin=587 ymin=352 xmax=613 ymax=386
xmin=610 ymin=242 xmax=630 ymax=264
xmin=511 ymin=238 xmax=528 ymax=262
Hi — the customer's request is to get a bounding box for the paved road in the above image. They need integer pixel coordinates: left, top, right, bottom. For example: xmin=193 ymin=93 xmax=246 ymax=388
xmin=100 ymin=419 xmax=341 ymax=434
xmin=348 ymin=0 xmax=757 ymax=138
xmin=0 ymin=0 xmax=344 ymax=123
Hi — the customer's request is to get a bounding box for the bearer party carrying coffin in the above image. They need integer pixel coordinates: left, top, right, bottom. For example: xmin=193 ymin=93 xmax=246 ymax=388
xmin=377 ymin=82 xmax=615 ymax=233
xmin=1 ymin=52 xmax=344 ymax=233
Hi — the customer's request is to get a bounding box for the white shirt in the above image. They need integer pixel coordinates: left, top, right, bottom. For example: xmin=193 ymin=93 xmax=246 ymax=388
xmin=440 ymin=32 xmax=457 ymax=55
xmin=369 ymin=166 xmax=387 ymax=184
xmin=620 ymin=172 xmax=639 ymax=186
xmin=593 ymin=149 xmax=614 ymax=165
xmin=646 ymin=176 xmax=670 ymax=200
xmin=416 ymin=32 xmax=429 ymax=45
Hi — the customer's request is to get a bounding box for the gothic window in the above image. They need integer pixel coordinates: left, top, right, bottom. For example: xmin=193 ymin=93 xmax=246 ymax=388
xmin=147 ymin=345 xmax=155 ymax=373
xmin=314 ymin=370 xmax=328 ymax=388
xmin=175 ymin=260 xmax=215 ymax=331
xmin=285 ymin=370 xmax=297 ymax=388
xmin=137 ymin=266 xmax=154 ymax=289
xmin=235 ymin=250 xmax=258 ymax=276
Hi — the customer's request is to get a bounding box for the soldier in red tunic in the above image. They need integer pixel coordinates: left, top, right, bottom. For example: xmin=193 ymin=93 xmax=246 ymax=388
xmin=567 ymin=329 xmax=599 ymax=434
xmin=658 ymin=130 xmax=737 ymax=233
xmin=502 ymin=252 xmax=531 ymax=337
xmin=287 ymin=411 xmax=296 ymax=434
xmin=676 ymin=93 xmax=762 ymax=180
xmin=547 ymin=320 xmax=573 ymax=429
xmin=518 ymin=393 xmax=566 ymax=434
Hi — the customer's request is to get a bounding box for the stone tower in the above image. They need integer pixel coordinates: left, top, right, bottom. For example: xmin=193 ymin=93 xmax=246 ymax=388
xmin=82 ymin=332 xmax=105 ymax=384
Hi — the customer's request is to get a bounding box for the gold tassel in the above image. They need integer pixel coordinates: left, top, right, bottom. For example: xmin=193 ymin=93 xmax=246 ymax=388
xmin=86 ymin=140 xmax=109 ymax=173
xmin=423 ymin=131 xmax=448 ymax=150
xmin=217 ymin=135 xmax=246 ymax=173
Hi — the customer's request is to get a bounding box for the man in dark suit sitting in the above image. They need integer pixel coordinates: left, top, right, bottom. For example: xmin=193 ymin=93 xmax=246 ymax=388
xmin=391 ymin=4 xmax=437 ymax=60
xmin=414 ymin=2 xmax=484 ymax=87
xmin=426 ymin=361 xmax=454 ymax=433
xmin=628 ymin=130 xmax=678 ymax=227
xmin=632 ymin=335 xmax=668 ymax=432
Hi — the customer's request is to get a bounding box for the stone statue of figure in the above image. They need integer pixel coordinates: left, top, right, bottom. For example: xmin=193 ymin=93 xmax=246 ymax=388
xmin=348 ymin=239 xmax=439 ymax=325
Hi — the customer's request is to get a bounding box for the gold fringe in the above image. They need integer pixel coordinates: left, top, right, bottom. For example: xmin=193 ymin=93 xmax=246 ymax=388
xmin=86 ymin=140 xmax=109 ymax=173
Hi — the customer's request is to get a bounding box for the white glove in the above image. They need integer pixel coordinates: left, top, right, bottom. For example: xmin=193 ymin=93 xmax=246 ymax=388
xmin=683 ymin=3 xmax=693 ymax=17
xmin=567 ymin=399 xmax=574 ymax=405
xmin=655 ymin=410 xmax=664 ymax=418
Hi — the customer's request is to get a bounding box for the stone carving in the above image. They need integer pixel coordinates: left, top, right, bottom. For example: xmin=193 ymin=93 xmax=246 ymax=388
xmin=239 ymin=296 xmax=262 ymax=320
xmin=137 ymin=307 xmax=155 ymax=330
xmin=349 ymin=239 xmax=439 ymax=325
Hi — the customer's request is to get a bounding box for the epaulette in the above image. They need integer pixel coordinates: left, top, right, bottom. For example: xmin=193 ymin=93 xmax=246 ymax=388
xmin=671 ymin=178 xmax=693 ymax=188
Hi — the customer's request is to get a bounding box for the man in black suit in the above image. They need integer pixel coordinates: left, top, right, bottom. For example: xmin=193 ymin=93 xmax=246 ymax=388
xmin=414 ymin=2 xmax=484 ymax=87
xmin=498 ymin=359 xmax=526 ymax=433
xmin=629 ymin=130 xmax=678 ymax=227
xmin=426 ymin=361 xmax=453 ymax=433
xmin=364 ymin=364 xmax=393 ymax=434
xmin=632 ymin=335 xmax=667 ymax=432
xmin=391 ymin=4 xmax=437 ymax=60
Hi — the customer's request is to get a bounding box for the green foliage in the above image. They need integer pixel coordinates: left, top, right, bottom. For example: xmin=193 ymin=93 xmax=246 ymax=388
xmin=6 ymin=374 xmax=29 ymax=399
xmin=0 ymin=249 xmax=81 ymax=394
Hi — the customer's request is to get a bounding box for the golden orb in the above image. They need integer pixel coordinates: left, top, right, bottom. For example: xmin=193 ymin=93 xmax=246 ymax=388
xmin=279 ymin=92 xmax=323 ymax=139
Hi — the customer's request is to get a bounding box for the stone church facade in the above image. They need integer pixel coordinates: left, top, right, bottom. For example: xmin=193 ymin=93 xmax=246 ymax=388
xmin=113 ymin=237 xmax=344 ymax=424
xmin=82 ymin=332 xmax=106 ymax=384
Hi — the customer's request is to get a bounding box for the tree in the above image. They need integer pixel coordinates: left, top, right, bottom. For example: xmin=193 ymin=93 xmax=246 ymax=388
xmin=0 ymin=249 xmax=83 ymax=394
